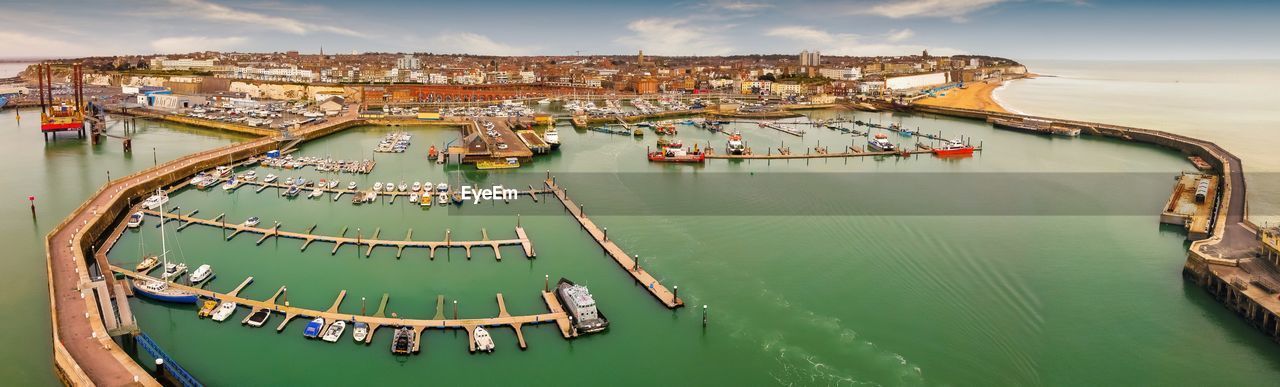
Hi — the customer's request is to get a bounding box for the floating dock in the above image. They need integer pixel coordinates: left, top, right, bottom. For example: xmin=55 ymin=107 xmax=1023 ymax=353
xmin=543 ymin=178 xmax=683 ymax=308
xmin=1161 ymin=172 xmax=1218 ymax=240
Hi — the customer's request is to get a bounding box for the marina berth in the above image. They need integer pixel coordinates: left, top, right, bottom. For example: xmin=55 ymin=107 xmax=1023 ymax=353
xmin=473 ymin=327 xmax=495 ymax=353
xmin=303 ymin=317 xmax=325 ymax=339
xmin=211 ymin=301 xmax=237 ymax=322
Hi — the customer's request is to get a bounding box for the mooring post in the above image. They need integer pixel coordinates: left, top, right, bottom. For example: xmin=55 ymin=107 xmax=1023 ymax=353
xmin=603 ymin=227 xmax=608 ymax=241
xmin=544 ymin=274 xmax=549 ymax=292
xmin=634 ymin=254 xmax=640 ymax=272
xmin=703 ymin=305 xmax=708 ymax=327
xmin=453 ymin=300 xmax=458 ymax=320
xmin=29 ymin=196 xmax=36 ymax=218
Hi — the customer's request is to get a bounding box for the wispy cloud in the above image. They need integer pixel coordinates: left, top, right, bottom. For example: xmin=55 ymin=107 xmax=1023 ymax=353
xmin=150 ymin=36 xmax=248 ymax=54
xmin=885 ymin=28 xmax=915 ymax=42
xmin=851 ymin=0 xmax=1006 ymax=22
xmin=765 ymin=25 xmax=962 ymax=57
xmin=0 ymin=31 xmax=101 ymax=59
xmin=707 ymin=0 xmax=775 ymax=12
xmin=615 ymin=18 xmax=734 ymax=56
xmin=425 ymin=32 xmax=534 ymax=55
xmin=160 ymin=0 xmax=367 ymax=37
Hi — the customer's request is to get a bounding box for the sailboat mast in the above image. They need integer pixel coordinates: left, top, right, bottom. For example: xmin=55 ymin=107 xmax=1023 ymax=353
xmin=157 ymin=188 xmax=168 ymax=283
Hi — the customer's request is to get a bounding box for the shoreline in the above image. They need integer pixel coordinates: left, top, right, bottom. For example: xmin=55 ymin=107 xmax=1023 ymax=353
xmin=914 ymin=75 xmax=1042 ymax=114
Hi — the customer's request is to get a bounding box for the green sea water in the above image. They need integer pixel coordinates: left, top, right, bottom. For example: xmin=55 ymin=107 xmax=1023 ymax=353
xmin=7 ymin=106 xmax=1280 ymax=385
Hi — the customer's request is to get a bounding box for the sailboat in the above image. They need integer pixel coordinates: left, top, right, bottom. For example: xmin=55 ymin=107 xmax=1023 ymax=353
xmin=131 ymin=189 xmax=200 ymax=304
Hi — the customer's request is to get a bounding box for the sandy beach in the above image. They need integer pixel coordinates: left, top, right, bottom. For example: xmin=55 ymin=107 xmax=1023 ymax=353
xmin=914 ymin=79 xmax=1009 ymax=113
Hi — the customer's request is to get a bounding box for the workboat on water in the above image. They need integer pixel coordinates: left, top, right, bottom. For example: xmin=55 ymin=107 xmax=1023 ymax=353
xmin=726 ymin=132 xmax=746 ymax=155
xmin=245 ymin=309 xmax=271 ymax=327
xmin=473 ymin=327 xmax=495 ymax=352
xmin=127 ymin=212 xmax=144 ymax=228
xmin=556 ymin=278 xmax=608 ymax=334
xmin=544 ymin=127 xmax=560 ymax=149
xmin=189 ymin=264 xmax=213 ymax=283
xmin=391 ymin=327 xmax=415 ymax=355
xmin=198 ymin=300 xmax=218 ymax=318
xmin=303 ymin=317 xmax=325 ymax=339
xmin=931 ymin=139 xmax=975 ymax=157
xmin=352 ymin=322 xmax=369 ymax=342
xmin=135 ymin=255 xmax=159 ymax=272
xmin=868 ymin=133 xmax=896 ymax=152
xmin=648 ymin=146 xmax=705 ymax=163
xmin=321 ymin=320 xmax=346 ymax=343
xmin=211 ymin=301 xmax=237 ymax=322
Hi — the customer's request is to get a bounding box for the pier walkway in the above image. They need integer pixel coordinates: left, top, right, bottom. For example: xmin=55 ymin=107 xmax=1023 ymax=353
xmin=110 ymin=267 xmax=574 ymax=353
xmin=135 ymin=209 xmax=536 ymax=260
xmin=543 ymin=178 xmax=684 ymax=308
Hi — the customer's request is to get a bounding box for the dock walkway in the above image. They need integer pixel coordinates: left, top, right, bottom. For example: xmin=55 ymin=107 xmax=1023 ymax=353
xmin=543 ymin=178 xmax=683 ymax=308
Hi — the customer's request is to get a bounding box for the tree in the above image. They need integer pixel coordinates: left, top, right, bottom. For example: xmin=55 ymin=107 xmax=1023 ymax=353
xmin=758 ymin=73 xmax=776 ymax=82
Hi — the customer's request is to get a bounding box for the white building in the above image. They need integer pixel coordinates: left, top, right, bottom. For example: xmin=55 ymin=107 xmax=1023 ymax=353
xmin=397 ymin=54 xmax=420 ymax=70
xmin=819 ymin=67 xmax=863 ymax=81
xmin=885 ymin=72 xmax=950 ymax=90
xmin=149 ymin=57 xmax=216 ymax=71
xmin=799 ymin=50 xmax=821 ymax=66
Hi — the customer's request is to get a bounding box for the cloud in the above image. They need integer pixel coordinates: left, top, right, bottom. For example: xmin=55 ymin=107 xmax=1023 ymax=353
xmin=765 ymin=25 xmax=963 ymax=57
xmin=853 ymin=0 xmax=1006 ymax=21
xmin=0 ymin=31 xmax=101 ymax=59
xmin=150 ymin=36 xmax=248 ymax=54
xmin=427 ymin=32 xmax=533 ymax=55
xmin=885 ymin=28 xmax=915 ymax=42
xmin=708 ymin=0 xmax=774 ymax=11
xmin=615 ymin=18 xmax=734 ymax=56
xmin=161 ymin=0 xmax=366 ymax=37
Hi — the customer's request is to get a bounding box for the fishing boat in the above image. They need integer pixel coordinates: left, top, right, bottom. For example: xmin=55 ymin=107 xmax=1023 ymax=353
xmin=352 ymin=322 xmax=369 ymax=343
xmin=189 ymin=264 xmax=213 ymax=284
xmin=868 ymin=133 xmax=896 ymax=152
xmin=211 ymin=301 xmax=237 ymax=322
xmin=245 ymin=309 xmax=271 ymax=327
xmin=132 ymin=190 xmax=199 ymax=304
xmin=243 ymin=216 xmax=260 ymax=227
xmin=391 ymin=327 xmax=415 ymax=355
xmin=127 ymin=212 xmax=144 ymax=228
xmin=198 ymin=300 xmax=218 ymax=318
xmin=930 ymin=139 xmax=975 ymax=156
xmin=347 ymin=182 xmax=357 ymax=190
xmin=544 ymin=127 xmax=560 ymax=149
xmin=726 ymin=132 xmax=746 ymax=155
xmin=141 ymin=194 xmax=169 ymax=210
xmin=321 ymin=320 xmax=347 ymax=343
xmin=264 ymin=174 xmax=278 ymax=183
xmin=373 ymin=182 xmax=384 ymax=191
xmin=135 ymin=255 xmax=159 ymax=272
xmin=656 ymin=138 xmax=684 ymax=149
xmin=556 ymin=278 xmax=609 ymax=334
xmin=303 ymin=317 xmax=325 ymax=339
xmin=473 ymin=327 xmax=495 ymax=352
xmin=648 ymin=147 xmax=705 ymax=163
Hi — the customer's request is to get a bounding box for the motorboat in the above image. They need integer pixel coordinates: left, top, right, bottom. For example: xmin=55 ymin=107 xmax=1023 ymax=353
xmin=436 ymin=183 xmax=448 ymax=192
xmin=244 ymin=170 xmax=257 ymax=181
xmin=263 ymin=174 xmax=278 ymax=183
xmin=303 ymin=317 xmax=325 ymax=339
xmin=868 ymin=133 xmax=896 ymax=152
xmin=141 ymin=194 xmax=169 ymax=210
xmin=321 ymin=320 xmax=347 ymax=343
xmin=221 ymin=177 xmax=238 ymax=191
xmin=189 ymin=264 xmax=213 ymax=283
xmin=347 ymin=182 xmax=357 ymax=190
xmin=162 ymin=262 xmax=187 ymax=281
xmin=373 ymin=182 xmax=383 ymax=191
xmin=284 ymin=186 xmax=301 ymax=197
xmin=285 ymin=177 xmax=296 ymax=186
xmin=398 ymin=182 xmax=408 ymax=192
xmin=198 ymin=300 xmax=218 ymax=318
xmin=127 ymin=212 xmax=144 ymax=228
xmin=544 ymin=127 xmax=560 ymax=149
xmin=385 ymin=182 xmax=396 ymax=193
xmin=211 ymin=301 xmax=237 ymax=322
xmin=135 ymin=255 xmax=159 ymax=272
xmin=243 ymin=216 xmax=260 ymax=227
xmin=352 ymin=322 xmax=369 ymax=343
xmin=412 ymin=181 xmax=421 ymax=192
xmin=391 ymin=327 xmax=415 ymax=355
xmin=437 ymin=191 xmax=449 ymax=205
xmin=309 ymin=188 xmax=324 ymax=198
xmin=244 ymin=309 xmax=271 ymax=327
xmin=328 ymin=180 xmax=339 ymax=189
xmin=473 ymin=327 xmax=495 ymax=352
xmin=930 ymin=139 xmax=976 ymax=157
xmin=556 ymin=278 xmax=609 ymax=334
xmin=409 ymin=193 xmax=419 ymax=203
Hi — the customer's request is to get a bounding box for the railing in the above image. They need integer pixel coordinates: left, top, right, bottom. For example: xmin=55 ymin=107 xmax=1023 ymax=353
xmin=135 ymin=333 xmax=202 ymax=387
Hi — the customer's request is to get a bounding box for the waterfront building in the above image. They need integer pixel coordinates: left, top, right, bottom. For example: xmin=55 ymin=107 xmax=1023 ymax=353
xmin=818 ymin=67 xmax=863 ymax=81
xmin=150 ymin=57 xmax=217 ymax=71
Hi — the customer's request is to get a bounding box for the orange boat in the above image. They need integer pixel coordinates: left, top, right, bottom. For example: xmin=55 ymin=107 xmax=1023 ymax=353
xmin=648 ymin=146 xmax=705 ymax=163
xmin=931 ymin=139 xmax=975 ymax=156
xmin=428 ymin=145 xmax=439 ymax=159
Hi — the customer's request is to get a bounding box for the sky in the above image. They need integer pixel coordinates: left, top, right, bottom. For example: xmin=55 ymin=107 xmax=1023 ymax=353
xmin=0 ymin=0 xmax=1277 ymax=61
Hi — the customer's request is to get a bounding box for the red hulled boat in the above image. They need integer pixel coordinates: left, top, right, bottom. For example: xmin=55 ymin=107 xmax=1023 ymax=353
xmin=930 ymin=139 xmax=975 ymax=156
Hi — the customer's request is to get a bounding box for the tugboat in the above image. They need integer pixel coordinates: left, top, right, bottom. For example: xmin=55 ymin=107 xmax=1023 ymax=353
xmin=473 ymin=327 xmax=495 ymax=353
xmin=391 ymin=327 xmax=415 ymax=355
xmin=726 ymin=132 xmax=746 ymax=155
xmin=555 ymin=278 xmax=609 ymax=334
xmin=867 ymin=133 xmax=897 ymax=152
xmin=648 ymin=146 xmax=705 ymax=163
xmin=930 ymin=139 xmax=976 ymax=157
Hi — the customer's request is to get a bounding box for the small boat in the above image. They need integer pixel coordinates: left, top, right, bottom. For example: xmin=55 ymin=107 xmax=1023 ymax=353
xmin=197 ymin=299 xmax=218 ymax=318
xmin=309 ymin=188 xmax=324 ymax=198
xmin=321 ymin=320 xmax=347 ymax=343
xmin=263 ymin=174 xmax=278 ymax=183
xmin=409 ymin=193 xmax=419 ymax=203
xmin=428 ymin=145 xmax=439 ymax=160
xmin=285 ymin=177 xmax=295 ymax=186
xmin=726 ymin=132 xmax=746 ymax=155
xmin=244 ymin=170 xmax=257 ymax=181
xmin=127 ymin=212 xmax=144 ymax=228
xmin=412 ymin=181 xmax=421 ymax=192
xmin=373 ymin=182 xmax=384 ymax=191
xmin=868 ymin=133 xmax=896 ymax=152
xmin=347 ymin=182 xmax=357 ymax=190
xmin=352 ymin=322 xmax=369 ymax=343
xmin=328 ymin=180 xmax=339 ymax=189
xmin=318 ymin=179 xmax=328 ymax=188
xmin=398 ymin=182 xmax=408 ymax=192
xmin=436 ymin=183 xmax=448 ymax=192
xmin=242 ymin=216 xmax=260 ymax=227
xmin=141 ymin=194 xmax=169 ymax=210
xmin=391 ymin=327 xmax=415 ymax=355
xmin=189 ymin=264 xmax=213 ymax=284
xmin=163 ymin=262 xmax=187 ymax=281
xmin=303 ymin=317 xmax=325 ymax=339
xmin=931 ymin=139 xmax=975 ymax=157
xmin=211 ymin=301 xmax=237 ymax=322
xmin=284 ymin=186 xmax=301 ymax=197
xmin=221 ymin=177 xmax=238 ymax=191
xmin=245 ymin=309 xmax=271 ymax=327
xmin=135 ymin=255 xmax=159 ymax=272
xmin=437 ymin=191 xmax=449 ymax=205
xmin=648 ymin=147 xmax=705 ymax=163
xmin=384 ymin=182 xmax=396 ymax=193
xmin=473 ymin=327 xmax=495 ymax=352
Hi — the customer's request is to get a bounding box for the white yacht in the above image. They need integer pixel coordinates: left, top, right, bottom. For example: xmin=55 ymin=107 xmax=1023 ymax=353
xmin=141 ymin=194 xmax=169 ymax=210
xmin=398 ymin=182 xmax=408 ymax=192
xmin=242 ymin=216 xmax=260 ymax=227
xmin=263 ymin=174 xmax=278 ymax=183
xmin=412 ymin=181 xmax=421 ymax=192
xmin=243 ymin=170 xmax=257 ymax=181
xmin=544 ymin=127 xmax=560 ymax=149
xmin=385 ymin=182 xmax=396 ymax=193
xmin=127 ymin=212 xmax=144 ymax=228
xmin=373 ymin=182 xmax=384 ymax=191
xmin=321 ymin=320 xmax=347 ymax=343
xmin=437 ymin=191 xmax=449 ymax=205
xmin=189 ymin=264 xmax=213 ymax=283
xmin=436 ymin=183 xmax=448 ymax=192
xmin=309 ymin=188 xmax=324 ymax=198
xmin=211 ymin=301 xmax=237 ymax=322
xmin=473 ymin=327 xmax=495 ymax=352
xmin=327 ymin=180 xmax=339 ymax=189
xmin=409 ymin=193 xmax=419 ymax=203
xmin=347 ymin=182 xmax=358 ymax=190
xmin=162 ymin=262 xmax=187 ymax=281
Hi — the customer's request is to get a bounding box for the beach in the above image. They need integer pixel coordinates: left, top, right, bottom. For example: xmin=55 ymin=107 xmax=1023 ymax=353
xmin=914 ymin=79 xmax=1010 ymax=113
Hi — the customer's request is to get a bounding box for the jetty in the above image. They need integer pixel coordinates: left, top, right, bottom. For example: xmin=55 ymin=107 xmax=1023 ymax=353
xmin=543 ymin=177 xmax=684 ymax=308
xmin=133 ymin=209 xmax=536 ymax=260
xmin=109 ymin=266 xmax=575 ymax=353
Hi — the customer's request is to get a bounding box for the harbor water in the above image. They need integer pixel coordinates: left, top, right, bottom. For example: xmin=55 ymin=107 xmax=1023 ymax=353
xmin=7 ymin=103 xmax=1280 ymax=385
